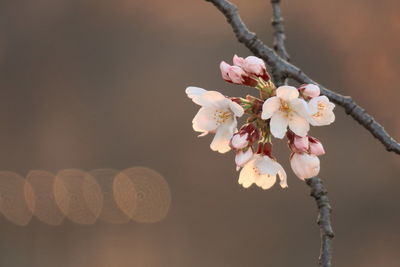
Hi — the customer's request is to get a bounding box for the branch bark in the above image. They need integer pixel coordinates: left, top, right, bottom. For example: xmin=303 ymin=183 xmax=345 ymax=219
xmin=205 ymin=0 xmax=400 ymax=154
xmin=271 ymin=0 xmax=289 ymax=61
xmin=306 ymin=178 xmax=334 ymax=267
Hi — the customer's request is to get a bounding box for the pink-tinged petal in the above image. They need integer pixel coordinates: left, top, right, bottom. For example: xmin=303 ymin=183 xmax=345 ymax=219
xmin=290 ymin=153 xmax=320 ymax=180
xmin=288 ymin=112 xmax=309 ymax=137
xmin=242 ymin=56 xmax=266 ymax=76
xmin=210 ymin=119 xmax=236 ymax=153
xmin=270 ymin=111 xmax=289 ymax=139
xmin=293 ymin=135 xmax=309 ymax=152
xmin=299 ymin=84 xmax=320 ymax=98
xmin=309 ymin=140 xmax=325 ymax=156
xmin=228 ymin=100 xmax=244 ymax=117
xmin=276 ymin=86 xmax=299 ymax=101
xmin=261 ymin=96 xmax=280 ymax=120
xmin=227 ymin=66 xmax=246 ymax=84
xmin=192 ymin=107 xmax=220 ymax=133
xmin=220 ymin=61 xmax=232 ymax=81
xmin=232 ymin=54 xmax=245 ymax=67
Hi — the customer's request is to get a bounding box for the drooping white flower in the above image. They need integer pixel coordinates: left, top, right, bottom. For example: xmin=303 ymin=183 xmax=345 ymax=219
xmin=238 ymin=154 xmax=287 ymax=190
xmin=235 ymin=148 xmax=253 ymax=170
xmin=290 ymin=153 xmax=320 ymax=180
xmin=186 ymin=87 xmax=244 ymax=153
xmin=308 ymin=96 xmax=335 ymax=126
xmin=261 ymin=86 xmax=310 ymax=138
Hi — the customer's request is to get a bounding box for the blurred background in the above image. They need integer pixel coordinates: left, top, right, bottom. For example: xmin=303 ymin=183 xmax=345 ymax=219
xmin=0 ymin=0 xmax=399 ymax=266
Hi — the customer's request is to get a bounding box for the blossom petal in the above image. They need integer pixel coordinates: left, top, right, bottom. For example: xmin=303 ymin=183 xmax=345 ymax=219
xmin=290 ymin=153 xmax=320 ymax=180
xmin=255 ymin=174 xmax=276 ymax=190
xmin=210 ymin=119 xmax=236 ymax=153
xmin=288 ymin=112 xmax=310 ymax=137
xmin=185 ymin=86 xmax=206 ymax=98
xmin=232 ymin=55 xmax=245 ymax=67
xmin=238 ymin=158 xmax=256 ymax=188
xmin=276 ymin=86 xmax=299 ymax=101
xmin=192 ymin=107 xmax=219 ymax=133
xmin=255 ymin=156 xmax=279 ymax=175
xmin=261 ymin=96 xmax=280 ymax=120
xmin=276 ymin=165 xmax=288 ymax=188
xmin=220 ymin=61 xmax=232 ymax=81
xmin=270 ymin=111 xmax=289 ymax=139
xmin=290 ymin=98 xmax=310 ymax=118
xmin=228 ymin=100 xmax=244 ymax=117
xmin=188 ymin=90 xmax=227 ymax=109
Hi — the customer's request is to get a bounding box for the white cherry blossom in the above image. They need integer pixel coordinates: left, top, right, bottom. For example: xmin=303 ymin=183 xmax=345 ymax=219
xmin=290 ymin=153 xmax=320 ymax=180
xmin=308 ymin=96 xmax=335 ymax=126
xmin=186 ymin=87 xmax=244 ymax=153
xmin=238 ymin=154 xmax=287 ymax=190
xmin=261 ymin=86 xmax=310 ymax=138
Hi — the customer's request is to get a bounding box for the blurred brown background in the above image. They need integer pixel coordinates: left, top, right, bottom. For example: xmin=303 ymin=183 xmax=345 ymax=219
xmin=0 ymin=0 xmax=399 ymax=266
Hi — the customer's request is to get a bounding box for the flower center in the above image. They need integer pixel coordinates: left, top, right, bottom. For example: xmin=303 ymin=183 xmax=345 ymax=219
xmin=279 ymin=100 xmax=291 ymax=114
xmin=312 ymin=101 xmax=326 ymax=118
xmin=214 ymin=110 xmax=232 ymax=124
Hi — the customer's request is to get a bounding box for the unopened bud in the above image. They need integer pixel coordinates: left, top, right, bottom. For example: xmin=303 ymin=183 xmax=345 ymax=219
xmin=231 ymin=133 xmax=249 ymax=149
xmin=235 ymin=148 xmax=254 ymax=169
xmin=299 ymin=84 xmax=320 ymax=98
xmin=308 ymin=136 xmax=325 ymax=156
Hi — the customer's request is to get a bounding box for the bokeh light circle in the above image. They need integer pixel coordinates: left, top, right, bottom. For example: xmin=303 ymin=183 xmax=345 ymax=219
xmin=26 ymin=170 xmax=65 ymax=225
xmin=54 ymin=169 xmax=103 ymax=225
xmin=114 ymin=167 xmax=171 ymax=223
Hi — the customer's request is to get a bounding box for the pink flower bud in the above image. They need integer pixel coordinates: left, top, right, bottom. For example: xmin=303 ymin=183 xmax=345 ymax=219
xmin=308 ymin=136 xmax=325 ymax=156
xmin=231 ymin=133 xmax=249 ymax=149
xmin=227 ymin=65 xmax=247 ymax=84
xmin=242 ymin=56 xmax=270 ymax=81
xmin=290 ymin=153 xmax=320 ymax=180
xmin=232 ymin=54 xmax=245 ymax=67
xmin=235 ymin=148 xmax=253 ymax=169
xmin=292 ymin=135 xmax=309 ymax=153
xmin=299 ymin=84 xmax=320 ymax=98
xmin=220 ymin=61 xmax=232 ymax=82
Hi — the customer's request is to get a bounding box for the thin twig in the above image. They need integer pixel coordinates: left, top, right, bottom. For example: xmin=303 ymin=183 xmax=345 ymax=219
xmin=205 ymin=0 xmax=400 ymax=154
xmin=270 ymin=0 xmax=289 ymax=86
xmin=271 ymin=0 xmax=290 ymax=61
xmin=306 ymin=178 xmax=334 ymax=267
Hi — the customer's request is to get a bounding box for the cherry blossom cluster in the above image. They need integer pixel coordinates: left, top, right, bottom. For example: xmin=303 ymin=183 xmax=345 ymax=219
xmin=186 ymin=55 xmax=335 ymax=190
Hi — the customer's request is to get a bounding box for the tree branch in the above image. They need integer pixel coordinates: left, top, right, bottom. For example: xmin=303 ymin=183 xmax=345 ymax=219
xmin=205 ymin=0 xmax=400 ymax=154
xmin=306 ymin=178 xmax=334 ymax=267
